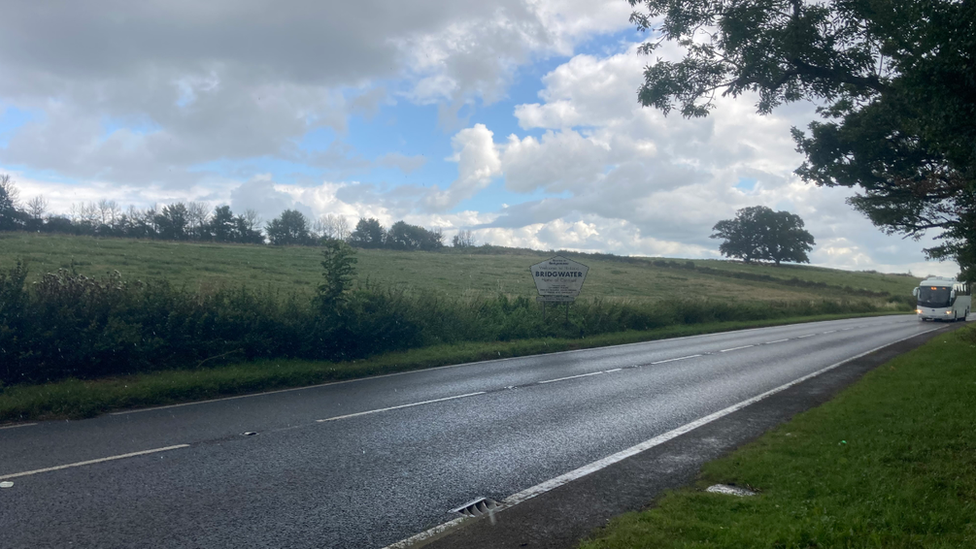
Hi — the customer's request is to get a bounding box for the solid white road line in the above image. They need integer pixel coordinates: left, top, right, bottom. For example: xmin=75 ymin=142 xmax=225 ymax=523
xmin=604 ymin=368 xmax=623 ymax=373
xmin=719 ymin=345 xmax=754 ymax=353
xmin=0 ymin=444 xmax=191 ymax=481
xmin=0 ymin=422 xmax=37 ymax=430
xmin=537 ymin=371 xmax=604 ymax=385
xmin=316 ymin=392 xmax=486 ymax=422
xmin=651 ymin=354 xmax=702 ymax=365
xmin=381 ymin=325 xmax=940 ymax=549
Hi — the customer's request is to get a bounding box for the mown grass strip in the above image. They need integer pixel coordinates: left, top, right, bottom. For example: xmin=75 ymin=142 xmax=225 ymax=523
xmin=0 ymin=312 xmax=904 ymax=422
xmin=579 ymin=324 xmax=976 ymax=549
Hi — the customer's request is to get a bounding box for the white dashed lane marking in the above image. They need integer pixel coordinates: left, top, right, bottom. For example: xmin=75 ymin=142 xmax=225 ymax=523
xmin=0 ymin=445 xmax=191 ymax=481
xmin=316 ymin=392 xmax=486 ymax=422
xmin=651 ymin=354 xmax=703 ymax=365
xmin=537 ymin=371 xmax=604 ymax=385
xmin=719 ymin=345 xmax=754 ymax=353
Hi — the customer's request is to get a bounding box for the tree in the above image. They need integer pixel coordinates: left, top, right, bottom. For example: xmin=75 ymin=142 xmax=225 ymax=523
xmin=348 ymin=217 xmax=386 ymax=248
xmin=155 ymin=203 xmax=190 ymax=240
xmin=711 ymin=206 xmax=815 ymax=265
xmin=266 ymin=209 xmax=314 ymax=246
xmin=26 ymin=196 xmax=47 ymax=220
xmin=186 ymin=202 xmax=211 ymax=240
xmin=629 ymin=0 xmax=976 ymax=280
xmin=234 ymin=214 xmax=265 ymax=244
xmin=316 ymin=239 xmax=357 ymax=315
xmin=452 ymin=230 xmax=475 ymax=248
xmin=209 ymin=205 xmax=236 ymax=243
xmin=0 ymin=174 xmax=25 ymax=231
xmin=386 ymin=221 xmax=444 ymax=251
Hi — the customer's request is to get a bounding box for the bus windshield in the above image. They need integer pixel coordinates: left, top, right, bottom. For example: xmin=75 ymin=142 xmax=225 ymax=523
xmin=918 ymin=287 xmax=952 ymax=308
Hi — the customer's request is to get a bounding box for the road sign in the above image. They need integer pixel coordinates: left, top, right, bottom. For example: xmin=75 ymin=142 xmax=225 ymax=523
xmin=530 ymin=256 xmax=589 ymax=300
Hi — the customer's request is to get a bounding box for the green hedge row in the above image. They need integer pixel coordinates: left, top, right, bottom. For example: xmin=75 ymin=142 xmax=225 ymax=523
xmin=0 ymin=261 xmax=898 ymax=386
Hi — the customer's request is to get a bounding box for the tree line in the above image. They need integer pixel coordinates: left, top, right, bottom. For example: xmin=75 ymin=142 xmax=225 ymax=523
xmin=0 ymin=175 xmax=470 ymax=251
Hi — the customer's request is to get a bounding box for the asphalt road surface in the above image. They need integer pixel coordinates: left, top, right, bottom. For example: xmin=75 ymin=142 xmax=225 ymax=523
xmin=0 ymin=315 xmax=956 ymax=548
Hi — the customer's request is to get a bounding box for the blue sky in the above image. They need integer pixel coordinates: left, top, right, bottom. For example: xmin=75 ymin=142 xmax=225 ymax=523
xmin=0 ymin=0 xmax=958 ymax=277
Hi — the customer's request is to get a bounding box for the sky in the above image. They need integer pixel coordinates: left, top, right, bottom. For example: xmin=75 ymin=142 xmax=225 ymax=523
xmin=0 ymin=0 xmax=958 ymax=278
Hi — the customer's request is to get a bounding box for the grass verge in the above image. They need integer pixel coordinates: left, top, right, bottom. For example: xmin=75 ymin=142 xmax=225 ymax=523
xmin=0 ymin=312 xmax=905 ymax=423
xmin=579 ymin=323 xmax=976 ymax=549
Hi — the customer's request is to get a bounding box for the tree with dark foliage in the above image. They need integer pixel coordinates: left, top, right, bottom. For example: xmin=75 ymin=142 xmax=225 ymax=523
xmin=349 ymin=217 xmax=386 ymax=248
xmin=629 ymin=0 xmax=976 ymax=281
xmin=386 ymin=221 xmax=444 ymax=251
xmin=712 ymin=206 xmax=815 ymax=265
xmin=317 ymin=239 xmax=357 ymax=315
xmin=266 ymin=209 xmax=314 ymax=246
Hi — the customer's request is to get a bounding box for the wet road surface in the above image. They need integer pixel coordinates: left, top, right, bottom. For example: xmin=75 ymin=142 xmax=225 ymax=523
xmin=0 ymin=315 xmax=952 ymax=548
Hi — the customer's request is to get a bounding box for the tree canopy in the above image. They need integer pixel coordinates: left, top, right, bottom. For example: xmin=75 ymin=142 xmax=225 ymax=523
xmin=348 ymin=218 xmax=387 ymax=248
xmin=629 ymin=0 xmax=976 ymax=280
xmin=386 ymin=221 xmax=444 ymax=251
xmin=712 ymin=206 xmax=815 ymax=264
xmin=266 ymin=209 xmax=315 ymax=246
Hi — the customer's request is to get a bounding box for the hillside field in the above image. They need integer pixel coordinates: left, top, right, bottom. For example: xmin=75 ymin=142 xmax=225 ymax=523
xmin=0 ymin=233 xmax=920 ymax=304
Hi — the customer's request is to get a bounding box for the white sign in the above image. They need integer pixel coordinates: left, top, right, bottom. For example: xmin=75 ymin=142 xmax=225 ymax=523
xmin=530 ymin=256 xmax=589 ymax=300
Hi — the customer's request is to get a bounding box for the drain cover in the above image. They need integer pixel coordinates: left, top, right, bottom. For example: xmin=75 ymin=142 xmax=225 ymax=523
xmin=451 ymin=497 xmax=500 ymax=517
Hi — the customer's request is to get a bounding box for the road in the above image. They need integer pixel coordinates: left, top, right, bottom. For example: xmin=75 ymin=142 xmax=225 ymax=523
xmin=0 ymin=315 xmax=955 ymax=548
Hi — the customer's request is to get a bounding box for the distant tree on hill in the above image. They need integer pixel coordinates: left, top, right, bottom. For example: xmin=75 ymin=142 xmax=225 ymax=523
xmin=155 ymin=203 xmax=190 ymax=240
xmin=349 ymin=217 xmax=386 ymax=248
xmin=316 ymin=213 xmax=352 ymax=242
xmin=711 ymin=206 xmax=815 ymax=265
xmin=386 ymin=221 xmax=444 ymax=251
xmin=26 ymin=196 xmax=47 ymax=220
xmin=452 ymin=230 xmax=475 ymax=248
xmin=266 ymin=209 xmax=314 ymax=246
xmin=209 ymin=206 xmax=236 ymax=242
xmin=0 ymin=174 xmax=26 ymax=231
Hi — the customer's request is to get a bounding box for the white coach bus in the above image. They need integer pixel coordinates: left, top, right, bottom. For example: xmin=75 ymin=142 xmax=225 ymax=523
xmin=913 ymin=277 xmax=971 ymax=321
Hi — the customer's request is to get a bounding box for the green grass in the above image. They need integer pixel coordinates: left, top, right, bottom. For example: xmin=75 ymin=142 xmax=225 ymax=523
xmin=0 ymin=232 xmax=920 ymax=304
xmin=0 ymin=312 xmax=903 ymax=422
xmin=579 ymin=324 xmax=976 ymax=549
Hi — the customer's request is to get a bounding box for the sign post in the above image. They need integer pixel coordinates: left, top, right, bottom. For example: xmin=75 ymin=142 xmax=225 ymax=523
xmin=529 ymin=256 xmax=589 ymax=321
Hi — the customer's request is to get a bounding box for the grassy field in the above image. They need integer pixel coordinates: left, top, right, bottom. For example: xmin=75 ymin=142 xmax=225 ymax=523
xmin=0 ymin=232 xmax=920 ymax=303
xmin=579 ymin=324 xmax=976 ymax=549
xmin=0 ymin=232 xmax=922 ymax=419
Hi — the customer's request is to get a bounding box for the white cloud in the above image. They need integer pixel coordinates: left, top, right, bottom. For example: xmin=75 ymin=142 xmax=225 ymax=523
xmin=0 ymin=0 xmax=631 ymax=191
xmin=421 ymin=124 xmax=501 ymax=212
xmin=486 ymin=44 xmax=959 ymax=275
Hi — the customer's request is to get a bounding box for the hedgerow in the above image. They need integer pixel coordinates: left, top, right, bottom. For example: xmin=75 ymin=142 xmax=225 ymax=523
xmin=0 ymin=260 xmax=901 ymax=386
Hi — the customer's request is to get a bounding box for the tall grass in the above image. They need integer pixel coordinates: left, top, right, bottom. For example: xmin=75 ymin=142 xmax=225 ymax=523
xmin=0 ymin=261 xmax=903 ymax=386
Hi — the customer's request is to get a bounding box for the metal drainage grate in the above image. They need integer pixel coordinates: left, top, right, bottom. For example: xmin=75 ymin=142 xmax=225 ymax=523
xmin=451 ymin=497 xmax=500 ymax=518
